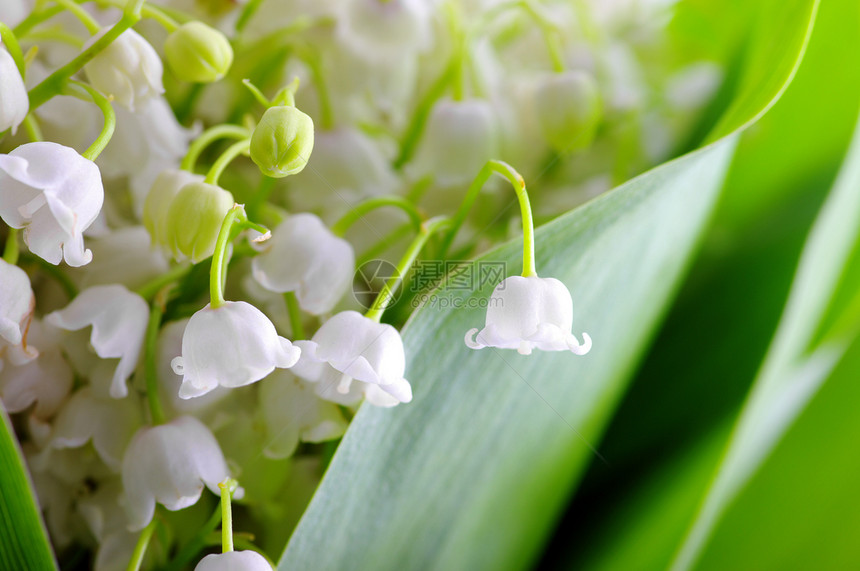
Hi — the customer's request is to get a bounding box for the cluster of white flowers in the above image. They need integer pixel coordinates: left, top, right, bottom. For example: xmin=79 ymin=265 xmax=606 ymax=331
xmin=0 ymin=0 xmax=716 ymax=568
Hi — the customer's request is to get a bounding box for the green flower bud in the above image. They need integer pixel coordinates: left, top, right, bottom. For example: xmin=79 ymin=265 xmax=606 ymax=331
xmin=165 ymin=181 xmax=234 ymax=263
xmin=534 ymin=71 xmax=602 ymax=153
xmin=250 ymin=105 xmax=314 ymax=178
xmin=164 ymin=22 xmax=233 ymax=83
xmin=143 ymin=170 xmax=204 ymax=249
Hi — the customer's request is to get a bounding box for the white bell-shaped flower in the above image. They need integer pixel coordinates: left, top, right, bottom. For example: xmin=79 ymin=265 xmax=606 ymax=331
xmin=83 ymin=28 xmax=164 ymax=112
xmin=0 ymin=142 xmax=104 ymax=266
xmin=46 ymin=285 xmax=149 ymax=398
xmin=259 ymin=370 xmax=347 ymax=459
xmin=338 ymin=0 xmax=432 ymax=59
xmin=195 ymin=551 xmax=273 ymax=571
xmin=409 ymin=99 xmax=498 ymax=186
xmin=292 ymin=310 xmax=412 ymax=406
xmin=0 ymin=258 xmax=34 ymax=347
xmin=0 ymin=39 xmax=28 ymax=134
xmin=121 ymin=415 xmax=239 ymax=531
xmin=466 ymin=276 xmax=592 ymax=356
xmin=251 ymin=213 xmax=355 ymax=315
xmin=171 ymin=301 xmax=301 ymax=399
xmin=50 ymin=387 xmax=143 ymax=470
xmin=0 ymin=319 xmax=72 ymax=419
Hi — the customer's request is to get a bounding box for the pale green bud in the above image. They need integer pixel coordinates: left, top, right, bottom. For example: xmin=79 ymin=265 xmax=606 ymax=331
xmin=143 ymin=169 xmax=204 ymax=249
xmin=164 ymin=22 xmax=233 ymax=83
xmin=165 ymin=181 xmax=234 ymax=263
xmin=534 ymin=71 xmax=602 ymax=153
xmin=250 ymin=105 xmax=314 ymax=178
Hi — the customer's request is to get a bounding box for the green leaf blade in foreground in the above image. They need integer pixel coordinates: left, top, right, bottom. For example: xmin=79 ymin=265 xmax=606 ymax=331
xmin=0 ymin=408 xmax=57 ymax=570
xmin=278 ymin=0 xmax=818 ymax=568
xmin=671 ymin=90 xmax=860 ymax=571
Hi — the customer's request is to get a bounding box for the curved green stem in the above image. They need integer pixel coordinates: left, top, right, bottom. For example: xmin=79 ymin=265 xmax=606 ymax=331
xmin=440 ymin=160 xmax=536 ymax=277
xmin=126 ymin=517 xmax=157 ymax=571
xmin=135 ymin=263 xmax=191 ymax=300
xmin=520 ymin=0 xmax=565 ymax=72
xmin=182 ymin=124 xmax=250 ymax=172
xmin=210 ymin=205 xmax=244 ymax=309
xmin=3 ymin=229 xmax=19 ymax=265
xmin=65 ymin=80 xmax=115 ymax=160
xmin=356 ymin=222 xmax=413 ymax=268
xmin=294 ymin=44 xmax=333 ymax=129
xmin=205 ymin=138 xmax=252 ymax=185
xmin=331 ymin=196 xmax=423 ymax=237
xmin=13 ymin=5 xmax=65 ymax=38
xmin=284 ymin=292 xmax=305 ymax=340
xmin=0 ymin=23 xmax=27 ymax=78
xmin=22 ymin=115 xmax=43 ymax=142
xmin=365 ymin=216 xmax=452 ymax=323
xmin=54 ymin=0 xmax=101 ymax=34
xmin=92 ymin=0 xmax=181 ymax=31
xmin=218 ymin=478 xmax=239 ymax=553
xmin=144 ymin=293 xmax=167 ymax=425
xmin=28 ymin=0 xmax=144 ymax=112
xmin=241 ymin=78 xmax=272 ymax=108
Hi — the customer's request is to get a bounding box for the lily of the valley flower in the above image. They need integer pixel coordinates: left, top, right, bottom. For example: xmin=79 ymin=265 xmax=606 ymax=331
xmin=195 ymin=551 xmax=273 ymax=571
xmin=0 ymin=142 xmax=104 ymax=266
xmin=410 ymin=99 xmax=498 ymax=186
xmin=259 ymin=370 xmax=348 ymax=459
xmin=121 ymin=415 xmax=239 ymax=531
xmin=293 ymin=310 xmax=412 ymax=406
xmin=0 ymin=38 xmax=28 ymax=134
xmin=466 ymin=276 xmax=592 ymax=356
xmin=46 ymin=285 xmax=149 ymax=398
xmin=251 ymin=213 xmax=355 ymax=314
xmin=171 ymin=301 xmax=301 ymax=399
xmin=83 ymin=28 xmax=164 ymax=111
xmin=0 ymin=257 xmax=34 ymax=348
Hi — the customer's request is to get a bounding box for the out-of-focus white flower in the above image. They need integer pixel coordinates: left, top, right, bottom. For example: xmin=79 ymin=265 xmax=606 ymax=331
xmin=409 ymin=99 xmax=498 ymax=186
xmin=259 ymin=370 xmax=347 ymax=459
xmin=339 ymin=0 xmax=432 ymax=58
xmin=195 ymin=550 xmax=273 ymax=571
xmin=0 ymin=39 xmax=28 ymax=134
xmin=251 ymin=213 xmax=354 ymax=314
xmin=289 ymin=127 xmax=399 ymax=219
xmin=466 ymin=276 xmax=592 ymax=355
xmin=46 ymin=285 xmax=149 ymax=398
xmin=121 ymin=415 xmax=239 ymax=531
xmin=293 ymin=310 xmax=412 ymax=406
xmin=533 ymin=71 xmax=603 ymax=153
xmin=0 ymin=142 xmax=104 ymax=266
xmin=68 ymin=226 xmax=170 ymax=291
xmin=0 ymin=319 xmax=72 ymax=418
xmin=171 ymin=301 xmax=301 ymax=399
xmin=99 ymin=98 xmax=197 ymax=217
xmin=49 ymin=387 xmax=142 ymax=470
xmin=83 ymin=28 xmax=164 ymax=111
xmin=0 ymin=258 xmax=34 ymax=348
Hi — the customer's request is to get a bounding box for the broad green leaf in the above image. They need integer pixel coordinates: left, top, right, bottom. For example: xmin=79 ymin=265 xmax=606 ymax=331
xmin=670 ymin=90 xmax=860 ymax=571
xmin=278 ymin=0 xmax=817 ymax=568
xmin=695 ymin=336 xmax=860 ymax=569
xmin=0 ymin=408 xmax=56 ymax=570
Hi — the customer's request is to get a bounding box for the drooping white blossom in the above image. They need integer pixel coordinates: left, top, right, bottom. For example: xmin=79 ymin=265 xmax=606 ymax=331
xmin=466 ymin=276 xmax=592 ymax=355
xmin=338 ymin=0 xmax=432 ymax=59
xmin=0 ymin=38 xmax=28 ymax=134
xmin=0 ymin=319 xmax=72 ymax=418
xmin=293 ymin=311 xmax=412 ymax=406
xmin=0 ymin=142 xmax=104 ymax=266
xmin=0 ymin=257 xmax=34 ymax=348
xmin=83 ymin=28 xmax=164 ymax=112
xmin=409 ymin=99 xmax=498 ymax=186
xmin=46 ymin=285 xmax=149 ymax=398
xmin=171 ymin=301 xmax=301 ymax=399
xmin=259 ymin=370 xmax=347 ymax=459
xmin=195 ymin=550 xmax=273 ymax=571
xmin=49 ymin=387 xmax=143 ymax=470
xmin=121 ymin=415 xmax=239 ymax=531
xmin=251 ymin=213 xmax=355 ymax=314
